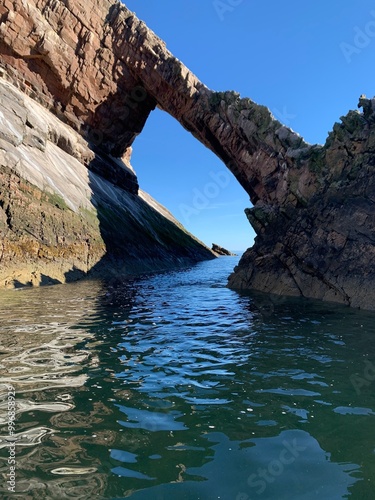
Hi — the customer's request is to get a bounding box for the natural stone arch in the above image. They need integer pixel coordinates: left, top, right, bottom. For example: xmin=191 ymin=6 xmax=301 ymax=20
xmin=0 ymin=0 xmax=314 ymax=207
xmin=1 ymin=0 xmax=374 ymax=308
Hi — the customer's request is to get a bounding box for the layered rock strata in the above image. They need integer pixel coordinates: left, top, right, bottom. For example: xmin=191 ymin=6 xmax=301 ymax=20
xmin=228 ymin=100 xmax=375 ymax=310
xmin=0 ymin=78 xmax=214 ymax=286
xmin=0 ymin=0 xmax=374 ymax=308
xmin=0 ymin=0 xmax=311 ymax=203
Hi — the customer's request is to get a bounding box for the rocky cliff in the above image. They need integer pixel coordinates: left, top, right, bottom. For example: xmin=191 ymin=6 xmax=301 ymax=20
xmin=0 ymin=0 xmax=374 ymax=308
xmin=0 ymin=77 xmax=215 ymax=286
xmin=228 ymin=101 xmax=375 ymax=310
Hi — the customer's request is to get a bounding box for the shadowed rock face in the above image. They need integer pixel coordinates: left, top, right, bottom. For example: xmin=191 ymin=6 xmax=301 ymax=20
xmin=1 ymin=0 xmax=374 ymax=308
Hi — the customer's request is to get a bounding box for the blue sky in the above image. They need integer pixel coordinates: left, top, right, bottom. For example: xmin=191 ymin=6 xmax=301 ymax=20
xmin=123 ymin=0 xmax=375 ymax=250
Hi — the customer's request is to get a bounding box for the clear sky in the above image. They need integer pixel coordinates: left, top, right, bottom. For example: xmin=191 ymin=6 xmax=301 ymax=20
xmin=122 ymin=0 xmax=375 ymax=250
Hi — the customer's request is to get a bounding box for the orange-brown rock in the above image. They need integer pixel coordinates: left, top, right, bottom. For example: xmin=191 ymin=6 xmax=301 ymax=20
xmin=0 ymin=0 xmax=311 ymax=204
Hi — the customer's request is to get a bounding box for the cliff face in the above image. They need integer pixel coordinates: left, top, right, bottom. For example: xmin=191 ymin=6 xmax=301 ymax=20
xmin=0 ymin=0 xmax=374 ymax=308
xmin=0 ymin=76 xmax=214 ymax=287
xmin=229 ymin=103 xmax=375 ymax=309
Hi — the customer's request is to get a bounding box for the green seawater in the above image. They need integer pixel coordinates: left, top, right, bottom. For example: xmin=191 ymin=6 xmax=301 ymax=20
xmin=0 ymin=255 xmax=374 ymax=499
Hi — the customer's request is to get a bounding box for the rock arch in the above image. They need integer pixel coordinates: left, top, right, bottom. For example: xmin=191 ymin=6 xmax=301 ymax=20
xmin=1 ymin=0 xmax=374 ymax=308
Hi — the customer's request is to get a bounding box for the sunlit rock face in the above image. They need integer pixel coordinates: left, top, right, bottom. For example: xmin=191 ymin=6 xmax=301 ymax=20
xmin=0 ymin=0 xmax=374 ymax=307
xmin=0 ymin=79 xmax=215 ymax=287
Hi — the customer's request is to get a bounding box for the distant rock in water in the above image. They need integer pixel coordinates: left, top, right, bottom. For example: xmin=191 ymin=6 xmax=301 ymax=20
xmin=212 ymin=244 xmax=237 ymax=256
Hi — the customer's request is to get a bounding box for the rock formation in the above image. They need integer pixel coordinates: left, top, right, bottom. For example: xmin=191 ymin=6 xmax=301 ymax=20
xmin=228 ymin=99 xmax=375 ymax=310
xmin=0 ymin=78 xmax=215 ymax=286
xmin=212 ymin=244 xmax=236 ymax=257
xmin=0 ymin=0 xmax=374 ymax=308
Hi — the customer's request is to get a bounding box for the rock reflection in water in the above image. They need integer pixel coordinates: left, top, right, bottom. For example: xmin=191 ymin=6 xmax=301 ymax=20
xmin=0 ymin=281 xmax=110 ymax=498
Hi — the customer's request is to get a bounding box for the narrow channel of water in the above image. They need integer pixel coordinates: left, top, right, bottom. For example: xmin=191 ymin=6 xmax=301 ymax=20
xmin=0 ymin=255 xmax=374 ymax=499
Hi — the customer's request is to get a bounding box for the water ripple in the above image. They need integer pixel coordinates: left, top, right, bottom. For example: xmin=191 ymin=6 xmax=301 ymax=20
xmin=0 ymin=259 xmax=374 ymax=498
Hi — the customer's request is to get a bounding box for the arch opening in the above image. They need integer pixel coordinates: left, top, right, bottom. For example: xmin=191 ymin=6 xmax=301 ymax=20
xmin=130 ymin=108 xmax=255 ymax=252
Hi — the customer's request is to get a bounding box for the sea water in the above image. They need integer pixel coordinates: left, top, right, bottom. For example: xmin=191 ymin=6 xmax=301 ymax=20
xmin=0 ymin=255 xmax=374 ymax=499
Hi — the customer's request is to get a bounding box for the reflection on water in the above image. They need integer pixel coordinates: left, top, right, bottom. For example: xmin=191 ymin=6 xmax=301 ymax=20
xmin=0 ymin=257 xmax=375 ymax=499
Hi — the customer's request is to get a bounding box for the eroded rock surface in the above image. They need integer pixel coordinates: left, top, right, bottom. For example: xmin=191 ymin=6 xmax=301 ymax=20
xmin=228 ymin=99 xmax=375 ymax=310
xmin=0 ymin=79 xmax=214 ymax=286
xmin=0 ymin=0 xmax=311 ymax=204
xmin=0 ymin=0 xmax=374 ymax=307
